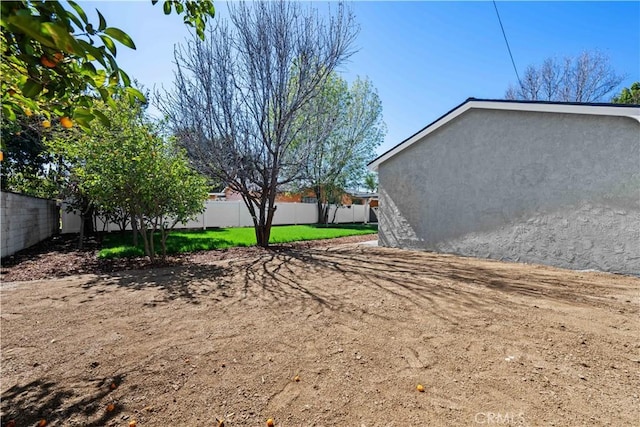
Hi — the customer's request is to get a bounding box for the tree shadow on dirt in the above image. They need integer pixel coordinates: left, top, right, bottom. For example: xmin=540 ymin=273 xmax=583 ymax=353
xmin=73 ymin=243 xmax=635 ymax=319
xmin=1 ymin=373 xmax=126 ymax=426
xmin=80 ymin=264 xmax=230 ymax=305
xmin=227 ymin=245 xmax=635 ymax=321
xmin=231 ymin=247 xmax=345 ymax=312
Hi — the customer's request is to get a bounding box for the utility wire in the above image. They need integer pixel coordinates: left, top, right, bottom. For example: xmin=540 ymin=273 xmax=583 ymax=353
xmin=492 ymin=0 xmax=522 ymax=89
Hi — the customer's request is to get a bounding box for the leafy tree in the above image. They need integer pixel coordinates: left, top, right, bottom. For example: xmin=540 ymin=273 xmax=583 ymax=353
xmin=612 ymin=82 xmax=640 ymax=104
xmin=0 ymin=0 xmax=214 ymax=128
xmin=294 ymin=74 xmax=384 ymax=224
xmin=505 ymin=50 xmax=624 ymax=102
xmin=48 ymin=89 xmax=208 ymax=258
xmin=363 ymin=172 xmax=378 ymax=193
xmin=160 ymin=0 xmax=359 ymax=246
xmin=0 ymin=114 xmax=62 ymax=197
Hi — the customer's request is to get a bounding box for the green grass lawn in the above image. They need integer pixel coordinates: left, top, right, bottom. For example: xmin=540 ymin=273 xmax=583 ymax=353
xmin=99 ymin=224 xmax=378 ymax=259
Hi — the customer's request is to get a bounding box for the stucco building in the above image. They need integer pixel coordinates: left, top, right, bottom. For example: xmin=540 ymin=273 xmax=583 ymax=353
xmin=368 ymin=99 xmax=640 ymax=275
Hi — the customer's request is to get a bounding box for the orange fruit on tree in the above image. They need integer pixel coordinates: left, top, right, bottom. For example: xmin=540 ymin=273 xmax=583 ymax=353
xmin=266 ymin=418 xmax=275 ymax=427
xmin=42 ymin=120 xmax=51 ymax=128
xmin=53 ymin=52 xmax=64 ymax=63
xmin=60 ymin=117 xmax=73 ymax=128
xmin=24 ymin=108 xmax=33 ymax=117
xmin=40 ymin=55 xmax=57 ymax=68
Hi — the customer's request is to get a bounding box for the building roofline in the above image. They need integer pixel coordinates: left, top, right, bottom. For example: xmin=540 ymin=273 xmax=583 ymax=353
xmin=368 ymin=98 xmax=640 ymax=171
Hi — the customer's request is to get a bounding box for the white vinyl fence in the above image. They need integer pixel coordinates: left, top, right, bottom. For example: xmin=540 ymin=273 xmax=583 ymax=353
xmin=61 ymin=201 xmax=368 ymax=234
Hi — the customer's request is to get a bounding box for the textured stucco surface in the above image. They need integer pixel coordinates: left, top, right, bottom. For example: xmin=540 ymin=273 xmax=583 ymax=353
xmin=378 ymin=109 xmax=640 ymax=275
xmin=1 ymin=191 xmax=59 ymax=257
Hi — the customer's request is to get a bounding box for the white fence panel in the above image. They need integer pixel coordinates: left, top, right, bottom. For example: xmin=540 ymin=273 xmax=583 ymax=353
xmin=238 ymin=202 xmax=254 ymax=227
xmin=61 ymin=203 xmax=82 ymax=234
xmin=60 ymin=201 xmax=366 ymax=233
xmin=331 ymin=205 xmax=360 ymax=223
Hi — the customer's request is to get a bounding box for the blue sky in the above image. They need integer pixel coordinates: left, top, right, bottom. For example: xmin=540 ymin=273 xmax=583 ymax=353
xmin=82 ymin=1 xmax=640 ymax=156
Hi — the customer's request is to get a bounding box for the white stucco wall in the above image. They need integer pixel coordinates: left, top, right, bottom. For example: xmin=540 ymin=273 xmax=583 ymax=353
xmin=1 ymin=191 xmax=59 ymax=257
xmin=378 ymin=109 xmax=640 ymax=275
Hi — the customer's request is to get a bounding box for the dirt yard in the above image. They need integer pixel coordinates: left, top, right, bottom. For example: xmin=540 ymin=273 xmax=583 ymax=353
xmin=1 ymin=241 xmax=639 ymax=426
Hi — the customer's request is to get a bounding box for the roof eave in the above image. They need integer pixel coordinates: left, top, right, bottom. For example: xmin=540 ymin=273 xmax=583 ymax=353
xmin=368 ymin=99 xmax=640 ymax=172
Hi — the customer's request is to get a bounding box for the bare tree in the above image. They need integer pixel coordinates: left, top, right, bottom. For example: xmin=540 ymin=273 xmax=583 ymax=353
xmin=159 ymin=1 xmax=358 ymax=246
xmin=505 ymin=50 xmax=625 ymax=102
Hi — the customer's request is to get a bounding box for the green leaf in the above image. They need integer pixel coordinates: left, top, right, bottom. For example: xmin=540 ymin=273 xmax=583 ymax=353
xmin=74 ymin=114 xmax=93 ymax=130
xmin=97 ymin=9 xmax=107 ymax=31
xmin=103 ymin=27 xmax=136 ymax=50
xmin=119 ymin=69 xmax=131 ymax=87
xmin=77 ymin=39 xmax=107 ymax=68
xmin=126 ymin=87 xmax=147 ymax=103
xmin=93 ymin=70 xmax=107 ymax=87
xmin=65 ymin=10 xmax=84 ymax=30
xmin=98 ymin=87 xmax=110 ymax=101
xmin=74 ymin=107 xmax=94 ymax=118
xmin=100 ymin=34 xmax=117 ymax=55
xmin=68 ymin=1 xmax=88 ymax=24
xmin=2 ymin=104 xmax=16 ymax=122
xmin=82 ymin=61 xmax=97 ymax=74
xmin=21 ymin=80 xmax=43 ymax=98
xmin=93 ymin=109 xmax=110 ymax=127
xmin=7 ymin=15 xmax=57 ymax=50
xmin=163 ymin=1 xmax=172 ymax=15
xmin=41 ymin=22 xmax=82 ymax=55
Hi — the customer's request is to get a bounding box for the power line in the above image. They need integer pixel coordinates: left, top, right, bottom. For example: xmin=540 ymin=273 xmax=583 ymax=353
xmin=492 ymin=0 xmax=522 ymax=89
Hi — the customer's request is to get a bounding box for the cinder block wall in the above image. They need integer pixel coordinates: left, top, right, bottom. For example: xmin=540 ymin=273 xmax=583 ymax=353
xmin=1 ymin=191 xmax=59 ymax=258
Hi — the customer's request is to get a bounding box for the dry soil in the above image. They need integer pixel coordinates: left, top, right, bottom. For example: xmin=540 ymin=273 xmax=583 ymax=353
xmin=1 ymin=241 xmax=639 ymax=426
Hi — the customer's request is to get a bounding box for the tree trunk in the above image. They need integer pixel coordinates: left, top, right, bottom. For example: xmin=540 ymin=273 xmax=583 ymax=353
xmin=132 ymin=214 xmax=139 ymax=246
xmin=316 ymin=199 xmax=329 ymax=225
xmin=78 ymin=213 xmax=84 ymax=250
xmin=255 ymin=225 xmax=270 ymax=248
xmin=315 ymin=187 xmax=329 ymax=225
xmin=78 ymin=202 xmax=94 ymax=249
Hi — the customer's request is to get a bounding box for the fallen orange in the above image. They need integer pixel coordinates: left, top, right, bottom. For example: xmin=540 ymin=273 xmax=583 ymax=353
xmin=106 ymin=403 xmax=115 ymax=412
xmin=293 ymin=375 xmax=300 ymax=382
xmin=129 ymin=420 xmax=137 ymax=427
xmin=38 ymin=420 xmax=47 ymax=427
xmin=110 ymin=382 xmax=117 ymax=390
xmin=6 ymin=420 xmax=16 ymax=427
xmin=416 ymin=384 xmax=425 ymax=392
xmin=266 ymin=418 xmax=275 ymax=427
